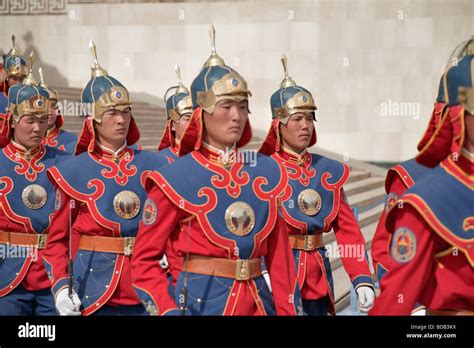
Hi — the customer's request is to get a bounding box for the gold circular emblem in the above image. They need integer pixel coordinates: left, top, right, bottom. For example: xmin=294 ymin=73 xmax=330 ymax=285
xmin=113 ymin=190 xmax=141 ymax=219
xmin=22 ymin=184 xmax=48 ymax=210
xmin=110 ymin=89 xmax=124 ymax=103
xmin=225 ymin=201 xmax=255 ymax=237
xmin=297 ymin=189 xmax=322 ymax=216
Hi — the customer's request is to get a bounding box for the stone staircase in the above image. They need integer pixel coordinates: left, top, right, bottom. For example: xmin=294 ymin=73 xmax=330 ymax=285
xmin=55 ymin=86 xmax=387 ymax=314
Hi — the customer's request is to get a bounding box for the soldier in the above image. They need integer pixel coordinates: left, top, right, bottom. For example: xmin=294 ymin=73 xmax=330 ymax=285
xmin=1 ymin=35 xmax=27 ymax=91
xmin=156 ymin=66 xmax=194 ymax=287
xmin=1 ymin=36 xmax=28 ymax=130
xmin=259 ymin=56 xmax=375 ymax=315
xmin=158 ymin=65 xmax=192 ymax=161
xmin=131 ymin=26 xmax=302 ymax=316
xmin=370 ymin=75 xmax=448 ymax=315
xmin=38 ymin=67 xmax=78 ymax=154
xmin=42 ymin=41 xmax=170 ymax=316
xmin=0 ymin=53 xmax=70 ymax=315
xmin=370 ymin=39 xmax=474 ymax=315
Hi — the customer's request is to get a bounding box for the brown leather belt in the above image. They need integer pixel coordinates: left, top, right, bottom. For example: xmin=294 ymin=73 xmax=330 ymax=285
xmin=79 ymin=235 xmax=135 ymax=256
xmin=0 ymin=230 xmax=47 ymax=249
xmin=288 ymin=234 xmax=324 ymax=251
xmin=186 ymin=254 xmax=261 ymax=281
xmin=428 ymin=309 xmax=474 ymax=316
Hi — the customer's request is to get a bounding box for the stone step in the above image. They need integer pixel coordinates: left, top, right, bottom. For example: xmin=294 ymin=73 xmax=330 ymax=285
xmin=344 ymin=176 xmax=385 ymax=196
xmin=346 ymin=170 xmax=371 ymax=184
xmin=347 ymin=186 xmax=386 ymax=211
xmin=142 ymin=145 xmax=158 ymax=151
xmin=357 ymin=203 xmax=384 ymax=229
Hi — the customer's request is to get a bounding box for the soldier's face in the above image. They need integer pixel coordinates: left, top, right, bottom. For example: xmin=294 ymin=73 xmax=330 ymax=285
xmin=203 ymin=99 xmax=248 ymax=150
xmin=280 ymin=112 xmax=314 ymax=153
xmin=11 ymin=114 xmax=48 ymax=149
xmin=96 ymin=107 xmax=131 ymax=147
xmin=171 ymin=113 xmax=191 ymax=141
xmin=47 ymin=103 xmax=60 ymax=129
xmin=7 ymin=75 xmax=24 ymax=87
xmin=465 ymin=112 xmax=474 ymax=152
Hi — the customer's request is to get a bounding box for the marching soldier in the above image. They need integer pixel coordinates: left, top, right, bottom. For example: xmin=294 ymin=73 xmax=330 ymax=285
xmin=0 ymin=53 xmax=70 ymax=315
xmin=42 ymin=41 xmax=170 ymax=316
xmin=156 ymin=66 xmax=194 ymax=287
xmin=1 ymin=35 xmax=28 ymax=130
xmin=131 ymin=26 xmax=302 ymax=316
xmin=38 ymin=67 xmax=78 ymax=154
xmin=158 ymin=65 xmax=192 ymax=161
xmin=259 ymin=56 xmax=375 ymax=315
xmin=370 ymin=39 xmax=474 ymax=315
xmin=370 ymin=75 xmax=448 ymax=315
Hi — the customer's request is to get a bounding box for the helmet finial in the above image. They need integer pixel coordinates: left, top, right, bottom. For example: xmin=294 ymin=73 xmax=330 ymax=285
xmin=280 ymin=54 xmax=297 ymax=88
xmin=175 ymin=64 xmax=189 ymax=94
xmin=38 ymin=67 xmax=46 ymax=87
xmin=203 ymin=24 xmax=225 ymax=68
xmin=23 ymin=51 xmax=38 ymax=85
xmin=89 ymin=40 xmax=108 ymax=78
xmin=9 ymin=34 xmax=18 ymax=56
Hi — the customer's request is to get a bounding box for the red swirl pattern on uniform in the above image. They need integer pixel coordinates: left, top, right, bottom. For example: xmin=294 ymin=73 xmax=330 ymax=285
xmin=274 ymin=152 xmax=316 ymax=186
xmin=3 ymin=143 xmax=45 ymax=182
xmin=43 ymin=128 xmax=60 ymax=147
xmin=90 ymin=147 xmax=137 ymax=186
xmin=0 ymin=176 xmax=35 ymax=232
xmin=463 ymin=217 xmax=474 ymax=232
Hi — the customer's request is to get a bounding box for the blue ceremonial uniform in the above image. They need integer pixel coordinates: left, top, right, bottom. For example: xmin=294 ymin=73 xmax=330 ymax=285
xmin=0 ymin=76 xmax=71 ymax=315
xmin=42 ymin=41 xmax=171 ymax=316
xmin=45 ymin=146 xmax=170 ymax=315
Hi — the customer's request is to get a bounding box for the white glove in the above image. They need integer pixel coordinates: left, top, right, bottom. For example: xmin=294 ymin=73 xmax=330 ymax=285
xmin=411 ymin=308 xmax=427 ymax=316
xmin=56 ymin=288 xmax=81 ymax=316
xmin=356 ymin=286 xmax=375 ymax=312
xmin=262 ymin=271 xmax=272 ymax=292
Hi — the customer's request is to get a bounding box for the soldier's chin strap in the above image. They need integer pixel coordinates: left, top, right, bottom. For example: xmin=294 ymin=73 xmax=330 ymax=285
xmin=180 ymin=219 xmax=191 ymax=316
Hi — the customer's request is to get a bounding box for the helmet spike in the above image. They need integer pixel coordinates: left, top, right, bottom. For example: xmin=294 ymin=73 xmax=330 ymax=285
xmin=203 ymin=24 xmax=225 ymax=68
xmin=23 ymin=51 xmax=38 ymax=85
xmin=175 ymin=65 xmax=189 ymax=94
xmin=279 ymin=54 xmax=297 ymax=88
xmin=210 ymin=25 xmax=216 ymax=54
xmin=89 ymin=40 xmax=108 ymax=78
xmin=175 ymin=64 xmax=182 ymax=85
xmin=38 ymin=67 xmax=46 ymax=87
xmin=9 ymin=34 xmax=18 ymax=56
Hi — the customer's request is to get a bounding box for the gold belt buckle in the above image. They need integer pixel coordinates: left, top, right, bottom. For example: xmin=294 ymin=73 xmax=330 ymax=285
xmin=235 ymin=259 xmax=250 ymax=280
xmin=37 ymin=234 xmax=47 ymax=249
xmin=123 ymin=237 xmax=135 ymax=256
xmin=304 ymin=235 xmax=316 ymax=251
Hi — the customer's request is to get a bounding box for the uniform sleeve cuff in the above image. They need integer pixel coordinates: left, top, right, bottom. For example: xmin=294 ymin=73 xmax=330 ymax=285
xmin=133 ymin=285 xmax=178 ymax=316
xmin=352 ymin=275 xmax=374 ymax=290
xmin=51 ymin=277 xmax=70 ymax=295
